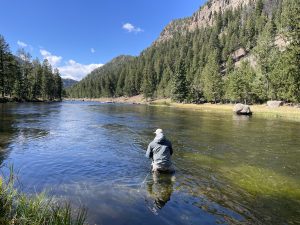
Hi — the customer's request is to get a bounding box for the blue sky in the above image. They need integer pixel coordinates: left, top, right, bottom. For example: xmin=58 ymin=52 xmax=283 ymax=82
xmin=0 ymin=0 xmax=205 ymax=80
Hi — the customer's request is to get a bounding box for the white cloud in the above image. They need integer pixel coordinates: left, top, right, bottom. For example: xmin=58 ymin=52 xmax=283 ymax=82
xmin=40 ymin=49 xmax=62 ymax=66
xmin=17 ymin=40 xmax=28 ymax=48
xmin=122 ymin=23 xmax=143 ymax=33
xmin=91 ymin=48 xmax=95 ymax=53
xmin=39 ymin=48 xmax=103 ymax=80
xmin=58 ymin=60 xmax=103 ymax=81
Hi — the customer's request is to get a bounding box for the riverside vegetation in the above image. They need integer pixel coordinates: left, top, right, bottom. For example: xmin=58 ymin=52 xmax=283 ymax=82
xmin=0 ymin=37 xmax=63 ymax=102
xmin=67 ymin=0 xmax=300 ymax=105
xmin=0 ymin=168 xmax=86 ymax=225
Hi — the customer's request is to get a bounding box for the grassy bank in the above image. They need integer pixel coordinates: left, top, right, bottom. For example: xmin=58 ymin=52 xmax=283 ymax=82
xmin=66 ymin=95 xmax=300 ymax=121
xmin=0 ymin=170 xmax=86 ymax=225
xmin=152 ymin=99 xmax=300 ymax=121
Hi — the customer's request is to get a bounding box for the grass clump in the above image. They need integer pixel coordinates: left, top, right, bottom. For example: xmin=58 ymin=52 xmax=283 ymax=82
xmin=0 ymin=168 xmax=87 ymax=225
xmin=149 ymin=101 xmax=171 ymax=106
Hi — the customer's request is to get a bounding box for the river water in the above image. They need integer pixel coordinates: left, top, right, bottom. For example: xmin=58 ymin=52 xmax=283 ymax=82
xmin=0 ymin=101 xmax=299 ymax=225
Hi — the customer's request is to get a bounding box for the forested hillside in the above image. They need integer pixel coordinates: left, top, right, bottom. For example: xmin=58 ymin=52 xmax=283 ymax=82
xmin=68 ymin=0 xmax=299 ymax=103
xmin=0 ymin=36 xmax=63 ymax=101
xmin=63 ymin=78 xmax=78 ymax=89
xmin=0 ymin=35 xmax=63 ymax=101
xmin=67 ymin=55 xmax=134 ymax=98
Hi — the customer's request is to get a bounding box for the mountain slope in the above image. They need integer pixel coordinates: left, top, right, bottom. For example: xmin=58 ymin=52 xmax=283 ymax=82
xmin=155 ymin=0 xmax=253 ymax=44
xmin=63 ymin=78 xmax=78 ymax=89
xmin=67 ymin=55 xmax=135 ymax=98
xmin=68 ymin=0 xmax=300 ymax=103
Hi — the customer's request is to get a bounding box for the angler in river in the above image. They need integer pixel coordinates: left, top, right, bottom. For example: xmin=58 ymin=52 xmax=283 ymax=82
xmin=145 ymin=128 xmax=175 ymax=213
xmin=146 ymin=129 xmax=174 ymax=173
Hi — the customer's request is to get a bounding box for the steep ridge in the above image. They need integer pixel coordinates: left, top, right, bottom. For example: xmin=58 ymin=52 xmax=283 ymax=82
xmin=155 ymin=0 xmax=254 ymax=44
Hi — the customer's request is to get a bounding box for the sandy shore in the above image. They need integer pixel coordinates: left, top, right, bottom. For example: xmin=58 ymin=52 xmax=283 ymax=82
xmin=66 ymin=95 xmax=300 ymax=121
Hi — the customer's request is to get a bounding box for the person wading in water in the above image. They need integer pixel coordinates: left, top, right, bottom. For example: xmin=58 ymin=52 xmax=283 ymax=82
xmin=146 ymin=129 xmax=174 ymax=173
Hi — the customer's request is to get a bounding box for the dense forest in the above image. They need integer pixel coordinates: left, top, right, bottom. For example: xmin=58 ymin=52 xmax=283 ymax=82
xmin=0 ymin=36 xmax=63 ymax=102
xmin=68 ymin=0 xmax=299 ymax=104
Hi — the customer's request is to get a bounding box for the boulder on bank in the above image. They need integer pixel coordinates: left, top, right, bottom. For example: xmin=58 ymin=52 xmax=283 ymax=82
xmin=233 ymin=103 xmax=252 ymax=115
xmin=267 ymin=101 xmax=283 ymax=108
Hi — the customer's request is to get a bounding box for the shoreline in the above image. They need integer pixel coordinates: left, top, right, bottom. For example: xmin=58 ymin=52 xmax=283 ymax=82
xmin=65 ymin=95 xmax=300 ymax=121
xmin=0 ymin=97 xmax=62 ymax=103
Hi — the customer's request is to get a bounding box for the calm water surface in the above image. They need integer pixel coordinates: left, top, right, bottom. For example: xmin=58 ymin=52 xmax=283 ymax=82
xmin=0 ymin=102 xmax=299 ymax=225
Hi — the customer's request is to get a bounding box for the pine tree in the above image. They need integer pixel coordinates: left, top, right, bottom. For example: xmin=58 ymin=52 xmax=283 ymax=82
xmin=141 ymin=65 xmax=155 ymax=99
xmin=226 ymin=56 xmax=234 ymax=74
xmin=53 ymin=68 xmax=63 ymax=100
xmin=17 ymin=49 xmax=32 ymax=99
xmin=5 ymin=54 xmax=17 ymax=97
xmin=254 ymin=20 xmax=276 ymax=99
xmin=29 ymin=59 xmax=42 ymax=99
xmin=0 ymin=35 xmax=10 ymax=97
xmin=280 ymin=0 xmax=300 ymax=101
xmin=225 ymin=61 xmax=255 ymax=103
xmin=41 ymin=59 xmax=52 ymax=100
xmin=171 ymin=59 xmax=188 ymax=102
xmin=200 ymin=52 xmax=223 ymax=103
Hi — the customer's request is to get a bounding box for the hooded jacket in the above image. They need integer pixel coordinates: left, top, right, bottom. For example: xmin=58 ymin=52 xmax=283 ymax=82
xmin=146 ymin=133 xmax=173 ymax=168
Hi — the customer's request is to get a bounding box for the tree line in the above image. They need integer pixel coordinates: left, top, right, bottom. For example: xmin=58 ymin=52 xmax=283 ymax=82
xmin=0 ymin=37 xmax=63 ymax=101
xmin=68 ymin=0 xmax=299 ymax=104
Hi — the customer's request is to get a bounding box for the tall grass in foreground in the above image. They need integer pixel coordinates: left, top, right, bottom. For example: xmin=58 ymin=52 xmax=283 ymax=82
xmin=0 ymin=168 xmax=87 ymax=225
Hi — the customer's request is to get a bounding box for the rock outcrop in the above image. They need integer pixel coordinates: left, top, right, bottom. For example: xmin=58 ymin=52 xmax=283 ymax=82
xmin=233 ymin=103 xmax=252 ymax=115
xmin=154 ymin=0 xmax=254 ymax=44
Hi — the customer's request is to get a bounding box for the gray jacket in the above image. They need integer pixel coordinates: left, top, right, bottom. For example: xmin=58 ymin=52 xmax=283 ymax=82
xmin=146 ymin=133 xmax=173 ymax=168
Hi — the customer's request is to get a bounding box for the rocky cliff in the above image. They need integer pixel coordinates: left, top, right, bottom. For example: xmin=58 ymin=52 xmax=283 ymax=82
xmin=155 ymin=0 xmax=254 ymax=44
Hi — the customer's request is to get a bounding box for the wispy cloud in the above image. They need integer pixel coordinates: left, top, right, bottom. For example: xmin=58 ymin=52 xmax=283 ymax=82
xmin=91 ymin=48 xmax=96 ymax=53
xmin=58 ymin=60 xmax=103 ymax=81
xmin=40 ymin=49 xmax=62 ymax=66
xmin=122 ymin=23 xmax=143 ymax=33
xmin=17 ymin=40 xmax=28 ymax=48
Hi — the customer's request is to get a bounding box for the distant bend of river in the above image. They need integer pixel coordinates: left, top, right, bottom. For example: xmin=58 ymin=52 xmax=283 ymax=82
xmin=0 ymin=101 xmax=299 ymax=225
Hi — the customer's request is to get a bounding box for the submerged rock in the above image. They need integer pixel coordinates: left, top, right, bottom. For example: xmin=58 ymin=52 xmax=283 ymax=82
xmin=267 ymin=101 xmax=284 ymax=108
xmin=233 ymin=103 xmax=252 ymax=115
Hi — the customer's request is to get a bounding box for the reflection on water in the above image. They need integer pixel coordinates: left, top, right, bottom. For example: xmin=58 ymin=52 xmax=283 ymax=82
xmin=0 ymin=104 xmax=17 ymax=165
xmin=146 ymin=173 xmax=174 ymax=211
xmin=0 ymin=101 xmax=299 ymax=225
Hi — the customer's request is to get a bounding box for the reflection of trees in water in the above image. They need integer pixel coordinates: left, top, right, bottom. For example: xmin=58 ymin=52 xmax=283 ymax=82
xmin=146 ymin=172 xmax=174 ymax=210
xmin=0 ymin=105 xmax=17 ymax=166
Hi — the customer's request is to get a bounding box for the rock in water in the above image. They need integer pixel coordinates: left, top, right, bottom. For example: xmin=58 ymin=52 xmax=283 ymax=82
xmin=267 ymin=101 xmax=283 ymax=108
xmin=233 ymin=103 xmax=252 ymax=115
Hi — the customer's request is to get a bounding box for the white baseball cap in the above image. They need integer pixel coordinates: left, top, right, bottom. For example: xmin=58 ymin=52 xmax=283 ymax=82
xmin=154 ymin=128 xmax=163 ymax=134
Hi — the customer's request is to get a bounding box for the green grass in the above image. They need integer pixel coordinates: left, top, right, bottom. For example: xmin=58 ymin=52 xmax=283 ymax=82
xmin=0 ymin=167 xmax=87 ymax=225
xmin=149 ymin=101 xmax=171 ymax=106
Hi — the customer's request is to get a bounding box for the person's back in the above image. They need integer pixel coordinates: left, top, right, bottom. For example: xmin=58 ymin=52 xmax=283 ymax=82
xmin=146 ymin=129 xmax=173 ymax=172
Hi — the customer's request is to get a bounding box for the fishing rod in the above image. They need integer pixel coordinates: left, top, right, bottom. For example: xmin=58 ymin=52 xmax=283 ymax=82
xmin=126 ymin=127 xmax=148 ymax=143
xmin=137 ymin=172 xmax=150 ymax=193
xmin=126 ymin=126 xmax=154 ymax=194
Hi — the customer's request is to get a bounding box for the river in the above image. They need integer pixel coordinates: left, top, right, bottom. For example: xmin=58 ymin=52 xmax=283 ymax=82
xmin=0 ymin=101 xmax=299 ymax=225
